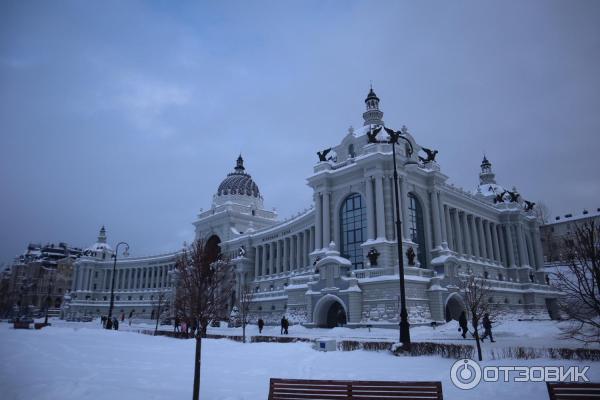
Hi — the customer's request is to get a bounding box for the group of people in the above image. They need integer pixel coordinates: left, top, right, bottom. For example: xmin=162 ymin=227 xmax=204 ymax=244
xmin=101 ymin=315 xmax=120 ymax=330
xmin=256 ymin=316 xmax=290 ymax=335
xmin=173 ymin=317 xmax=198 ymax=336
xmin=458 ymin=311 xmax=495 ymax=342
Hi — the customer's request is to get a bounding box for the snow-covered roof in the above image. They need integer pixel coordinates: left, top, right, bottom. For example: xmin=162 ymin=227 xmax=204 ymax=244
xmin=545 ymin=208 xmax=600 ymax=226
xmin=474 ymin=183 xmax=506 ymax=198
xmin=86 ymin=242 xmax=112 ymax=252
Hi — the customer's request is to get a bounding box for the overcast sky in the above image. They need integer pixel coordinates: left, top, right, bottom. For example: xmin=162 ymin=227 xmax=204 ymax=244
xmin=1 ymin=0 xmax=599 ymax=262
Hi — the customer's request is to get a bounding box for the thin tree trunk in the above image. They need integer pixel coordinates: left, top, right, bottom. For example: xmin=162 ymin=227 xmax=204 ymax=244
xmin=472 ymin=315 xmax=483 ymax=361
xmin=154 ymin=303 xmax=160 ymax=336
xmin=193 ymin=335 xmax=201 ymax=400
xmin=474 ymin=328 xmax=483 ymax=361
xmin=242 ymin=309 xmax=246 ymax=343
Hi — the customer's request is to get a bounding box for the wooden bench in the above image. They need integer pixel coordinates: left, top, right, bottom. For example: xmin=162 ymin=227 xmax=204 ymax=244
xmin=13 ymin=321 xmax=31 ymax=329
xmin=547 ymin=382 xmax=600 ymax=399
xmin=268 ymin=378 xmax=443 ymax=399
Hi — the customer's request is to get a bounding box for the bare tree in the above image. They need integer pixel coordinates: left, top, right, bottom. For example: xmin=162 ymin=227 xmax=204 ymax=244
xmin=173 ymin=238 xmax=234 ymax=400
xmin=552 ymin=221 xmax=600 ymax=344
xmin=238 ymin=282 xmax=254 ymax=343
xmin=533 ymin=201 xmax=551 ymax=225
xmin=459 ymin=274 xmax=493 ymax=361
xmin=153 ymin=290 xmax=170 ymax=336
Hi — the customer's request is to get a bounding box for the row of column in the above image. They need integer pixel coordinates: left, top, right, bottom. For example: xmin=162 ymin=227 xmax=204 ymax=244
xmin=314 ymin=174 xmax=413 ymax=250
xmin=254 ymin=228 xmax=315 ymax=277
xmin=441 ymin=203 xmax=542 ymax=269
xmin=75 ymin=264 xmax=174 ymax=292
xmin=310 ymin=176 xmax=543 ymax=271
xmin=365 ymin=174 xmax=412 ymax=242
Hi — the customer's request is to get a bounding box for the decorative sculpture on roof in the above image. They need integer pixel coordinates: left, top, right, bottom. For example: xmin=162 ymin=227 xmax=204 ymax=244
xmin=493 ymin=191 xmax=507 ymax=204
xmin=367 ymin=126 xmax=383 ymax=143
xmin=317 ymin=148 xmax=331 ymax=162
xmin=384 ymin=126 xmax=399 ymax=144
xmin=523 ymin=200 xmax=536 ymax=211
xmin=418 ymin=147 xmax=438 ymax=163
xmin=238 ymin=245 xmax=246 ymax=257
xmin=507 ymin=190 xmax=520 ymax=203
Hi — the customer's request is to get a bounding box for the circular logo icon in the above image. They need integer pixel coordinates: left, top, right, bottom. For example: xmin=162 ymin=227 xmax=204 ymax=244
xmin=450 ymin=358 xmax=482 ymax=390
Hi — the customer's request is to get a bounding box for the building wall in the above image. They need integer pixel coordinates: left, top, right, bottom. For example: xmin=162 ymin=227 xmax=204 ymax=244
xmin=64 ymin=94 xmax=561 ymax=325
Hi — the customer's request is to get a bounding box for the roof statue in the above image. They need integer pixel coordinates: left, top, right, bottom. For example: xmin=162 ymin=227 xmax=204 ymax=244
xmin=418 ymin=147 xmax=438 ymax=163
xmin=524 ymin=200 xmax=536 ymax=211
xmin=367 ymin=126 xmax=382 ymax=143
xmin=507 ymin=190 xmax=520 ymax=203
xmin=317 ymin=148 xmax=332 ymax=162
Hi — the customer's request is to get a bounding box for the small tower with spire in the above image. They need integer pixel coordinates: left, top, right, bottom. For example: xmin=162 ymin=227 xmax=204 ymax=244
xmin=235 ymin=154 xmax=245 ymax=172
xmin=97 ymin=225 xmax=107 ymax=244
xmin=362 ymin=85 xmax=384 ymax=126
xmin=479 ymin=155 xmax=496 ymax=185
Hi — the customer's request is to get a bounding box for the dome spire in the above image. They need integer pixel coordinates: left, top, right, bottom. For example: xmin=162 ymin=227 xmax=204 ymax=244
xmin=98 ymin=225 xmax=107 ymax=244
xmin=235 ymin=154 xmax=245 ymax=172
xmin=363 ymin=84 xmax=384 ymax=126
xmin=479 ymin=154 xmax=496 ymax=185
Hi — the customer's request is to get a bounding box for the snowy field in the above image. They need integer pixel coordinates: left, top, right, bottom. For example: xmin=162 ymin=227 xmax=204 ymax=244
xmin=0 ymin=319 xmax=599 ymax=400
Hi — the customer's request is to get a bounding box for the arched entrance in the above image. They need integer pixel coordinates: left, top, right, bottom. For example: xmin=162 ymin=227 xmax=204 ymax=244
xmin=445 ymin=293 xmax=466 ymax=322
xmin=326 ymin=302 xmax=347 ymax=328
xmin=313 ymin=294 xmax=348 ymax=328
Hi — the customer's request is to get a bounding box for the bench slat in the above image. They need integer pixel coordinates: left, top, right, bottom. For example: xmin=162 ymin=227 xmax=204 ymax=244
xmin=269 ymin=378 xmax=442 ymax=400
xmin=547 ymin=382 xmax=600 ymax=400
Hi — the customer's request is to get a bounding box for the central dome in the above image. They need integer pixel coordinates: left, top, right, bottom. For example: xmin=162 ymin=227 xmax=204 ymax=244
xmin=217 ymin=155 xmax=260 ymax=198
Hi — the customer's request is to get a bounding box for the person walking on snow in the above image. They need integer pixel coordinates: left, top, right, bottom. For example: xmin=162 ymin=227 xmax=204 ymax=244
xmin=458 ymin=311 xmax=468 ymax=339
xmin=258 ymin=318 xmax=264 ymax=334
xmin=283 ymin=317 xmax=289 ymax=335
xmin=481 ymin=313 xmax=495 ymax=342
xmin=280 ymin=316 xmax=285 ymax=335
xmin=113 ymin=317 xmax=119 ymax=330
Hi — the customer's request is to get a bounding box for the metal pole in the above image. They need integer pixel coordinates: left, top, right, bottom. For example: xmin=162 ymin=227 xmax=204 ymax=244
xmin=391 ymin=140 xmax=411 ymax=349
xmin=107 ymin=242 xmax=129 ymax=327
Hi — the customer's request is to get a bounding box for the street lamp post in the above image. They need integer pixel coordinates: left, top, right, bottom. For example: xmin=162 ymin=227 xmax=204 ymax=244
xmin=384 ymin=126 xmax=417 ymax=349
xmin=390 ymin=135 xmax=410 ymax=348
xmin=107 ymin=241 xmax=129 ymax=327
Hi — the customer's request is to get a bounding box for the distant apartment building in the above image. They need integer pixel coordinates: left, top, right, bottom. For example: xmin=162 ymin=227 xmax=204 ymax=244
xmin=540 ymin=208 xmax=600 ymax=262
xmin=0 ymin=242 xmax=82 ymax=317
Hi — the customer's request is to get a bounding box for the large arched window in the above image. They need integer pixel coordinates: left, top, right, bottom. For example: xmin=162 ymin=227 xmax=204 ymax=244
xmin=205 ymin=235 xmax=221 ymax=264
xmin=340 ymin=193 xmax=366 ymax=269
xmin=408 ymin=193 xmax=427 ymax=267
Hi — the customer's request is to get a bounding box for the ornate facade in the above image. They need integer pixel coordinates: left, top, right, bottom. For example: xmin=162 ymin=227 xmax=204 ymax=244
xmin=65 ymin=89 xmax=559 ymax=327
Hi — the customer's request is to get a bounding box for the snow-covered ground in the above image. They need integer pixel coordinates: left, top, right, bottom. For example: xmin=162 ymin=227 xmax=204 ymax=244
xmin=0 ymin=319 xmax=598 ymax=399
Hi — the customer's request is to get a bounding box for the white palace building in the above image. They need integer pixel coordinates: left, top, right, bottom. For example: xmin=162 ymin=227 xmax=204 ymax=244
xmin=64 ymin=89 xmax=560 ymax=327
